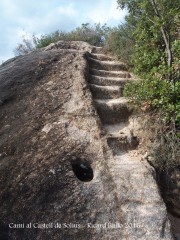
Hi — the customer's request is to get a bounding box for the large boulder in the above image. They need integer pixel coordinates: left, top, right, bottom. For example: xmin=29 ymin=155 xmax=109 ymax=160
xmin=0 ymin=41 xmax=173 ymax=239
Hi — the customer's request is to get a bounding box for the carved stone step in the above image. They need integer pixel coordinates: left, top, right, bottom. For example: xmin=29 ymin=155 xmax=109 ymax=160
xmin=91 ymin=47 xmax=103 ymax=54
xmin=89 ymin=84 xmax=123 ymax=99
xmin=88 ymin=75 xmax=130 ymax=86
xmin=88 ymin=53 xmax=114 ymax=61
xmin=107 ymin=132 xmax=139 ymax=154
xmin=94 ymin=98 xmax=133 ymax=124
xmin=89 ymin=68 xmax=131 ymax=78
xmin=103 ymin=123 xmax=139 ymax=153
xmin=88 ymin=57 xmax=127 ymax=71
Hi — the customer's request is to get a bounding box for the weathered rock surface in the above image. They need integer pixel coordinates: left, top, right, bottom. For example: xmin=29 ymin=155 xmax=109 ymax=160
xmin=0 ymin=41 xmax=173 ymax=239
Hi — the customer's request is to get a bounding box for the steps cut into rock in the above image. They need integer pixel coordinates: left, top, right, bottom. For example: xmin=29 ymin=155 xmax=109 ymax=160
xmin=88 ymin=75 xmax=132 ymax=87
xmin=89 ymin=68 xmax=131 ymax=78
xmin=104 ymin=123 xmax=139 ymax=153
xmin=89 ymin=84 xmax=123 ymax=99
xmin=91 ymin=47 xmax=103 ymax=54
xmin=107 ymin=132 xmax=139 ymax=153
xmin=88 ymin=57 xmax=127 ymax=71
xmin=86 ymin=47 xmax=174 ymax=239
xmin=94 ymin=98 xmax=133 ymax=124
xmin=88 ymin=53 xmax=114 ymax=61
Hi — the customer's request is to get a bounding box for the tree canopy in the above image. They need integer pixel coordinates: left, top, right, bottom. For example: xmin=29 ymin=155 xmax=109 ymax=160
xmin=115 ymin=0 xmax=180 ymax=126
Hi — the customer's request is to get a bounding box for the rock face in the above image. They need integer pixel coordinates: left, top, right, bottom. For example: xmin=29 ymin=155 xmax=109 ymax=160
xmin=0 ymin=41 xmax=173 ymax=239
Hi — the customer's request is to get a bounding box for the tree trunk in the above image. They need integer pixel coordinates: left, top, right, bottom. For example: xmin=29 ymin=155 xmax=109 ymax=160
xmin=150 ymin=0 xmax=173 ymax=70
xmin=160 ymin=26 xmax=173 ymax=68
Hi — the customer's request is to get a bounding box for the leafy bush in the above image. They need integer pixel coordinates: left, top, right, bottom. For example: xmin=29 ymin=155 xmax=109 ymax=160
xmin=105 ymin=21 xmax=134 ymax=63
xmin=69 ymin=23 xmax=110 ymax=46
xmin=14 ymin=36 xmax=35 ymax=56
xmin=124 ymin=76 xmax=180 ymax=124
xmin=124 ymin=39 xmax=180 ymax=125
xmin=14 ymin=23 xmax=111 ymax=55
xmin=151 ymin=128 xmax=180 ymax=170
xmin=116 ymin=0 xmax=180 ymax=123
xmin=116 ymin=0 xmax=180 ymax=172
xmin=33 ymin=31 xmax=63 ymax=49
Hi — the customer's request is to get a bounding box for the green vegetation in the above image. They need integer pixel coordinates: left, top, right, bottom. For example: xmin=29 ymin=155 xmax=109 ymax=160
xmin=106 ymin=22 xmax=134 ymax=63
xmin=151 ymin=119 xmax=180 ymax=170
xmin=115 ymin=0 xmax=180 ymax=170
xmin=116 ymin=0 xmax=180 ymax=122
xmin=35 ymin=23 xmax=110 ymax=48
xmin=14 ymin=23 xmax=110 ymax=56
xmin=14 ymin=1 xmax=179 ymax=169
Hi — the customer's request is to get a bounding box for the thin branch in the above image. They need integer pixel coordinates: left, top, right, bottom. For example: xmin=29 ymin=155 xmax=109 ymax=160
xmin=146 ymin=16 xmax=156 ymax=25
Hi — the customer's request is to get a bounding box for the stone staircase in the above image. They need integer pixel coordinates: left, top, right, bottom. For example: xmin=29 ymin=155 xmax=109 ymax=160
xmin=87 ymin=49 xmax=139 ymax=155
xmin=86 ymin=48 xmax=172 ymax=239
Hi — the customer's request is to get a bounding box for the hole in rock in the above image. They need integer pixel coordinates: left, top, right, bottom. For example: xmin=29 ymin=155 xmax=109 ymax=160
xmin=71 ymin=159 xmax=93 ymax=182
xmin=131 ymin=136 xmax=139 ymax=148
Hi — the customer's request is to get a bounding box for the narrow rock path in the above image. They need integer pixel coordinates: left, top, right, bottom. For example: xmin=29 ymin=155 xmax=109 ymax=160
xmin=87 ymin=48 xmax=139 ymax=157
xmin=86 ymin=47 xmax=172 ymax=239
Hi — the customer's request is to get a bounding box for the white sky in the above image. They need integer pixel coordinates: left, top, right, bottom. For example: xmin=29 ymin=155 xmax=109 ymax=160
xmin=0 ymin=0 xmax=126 ymax=62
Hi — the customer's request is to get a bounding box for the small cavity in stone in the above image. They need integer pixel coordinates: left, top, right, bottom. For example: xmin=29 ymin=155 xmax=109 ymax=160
xmin=71 ymin=159 xmax=93 ymax=182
